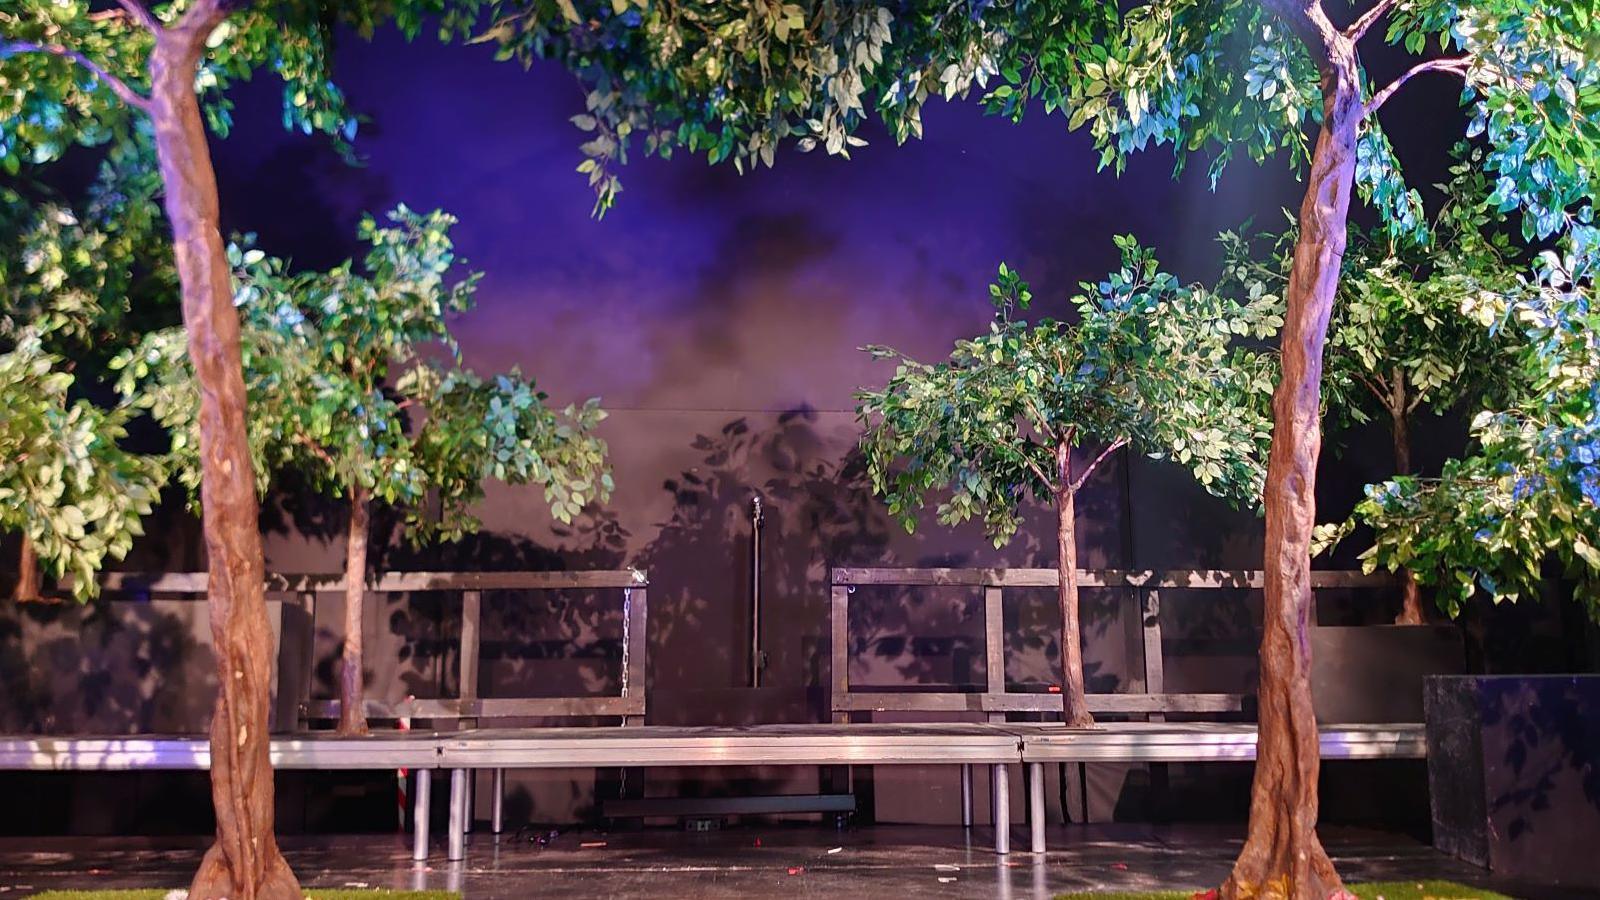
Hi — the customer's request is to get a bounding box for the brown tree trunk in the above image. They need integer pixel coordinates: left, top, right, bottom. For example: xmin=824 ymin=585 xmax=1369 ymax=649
xmin=13 ymin=536 xmax=42 ymax=603
xmin=338 ymin=487 xmax=371 ymax=736
xmin=1221 ymin=6 xmax=1357 ymax=898
xmin=1390 ymin=380 xmax=1426 ymax=625
xmin=1056 ymin=442 xmax=1094 ymax=728
xmin=147 ymin=8 xmax=300 ymax=898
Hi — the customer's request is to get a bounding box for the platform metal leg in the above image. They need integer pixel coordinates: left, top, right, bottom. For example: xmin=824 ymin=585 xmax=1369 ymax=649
xmin=1028 ymin=762 xmax=1046 ymax=853
xmin=412 ymin=771 xmax=431 ymax=862
xmin=492 ymin=768 xmax=506 ymax=834
xmin=448 ymin=769 xmax=467 ymax=861
xmin=464 ymin=774 xmax=474 ymax=834
xmin=991 ymin=763 xmax=1010 ymax=855
xmin=960 ymin=764 xmax=974 ymax=828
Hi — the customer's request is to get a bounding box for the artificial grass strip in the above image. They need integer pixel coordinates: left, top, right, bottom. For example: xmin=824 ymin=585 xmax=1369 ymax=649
xmin=26 ymin=883 xmax=457 ymax=890
xmin=1054 ymin=881 xmax=1512 ymax=900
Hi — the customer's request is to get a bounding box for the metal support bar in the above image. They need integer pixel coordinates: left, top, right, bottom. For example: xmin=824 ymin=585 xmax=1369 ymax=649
xmin=412 ymin=771 xmax=431 ymax=862
xmin=960 ymin=764 xmax=973 ymax=828
xmin=448 ymin=769 xmax=467 ymax=861
xmin=750 ymin=495 xmax=764 ymax=687
xmin=991 ymin=763 xmax=1010 ymax=855
xmin=1028 ymin=762 xmax=1045 ymax=853
xmin=492 ymin=768 xmax=505 ymax=834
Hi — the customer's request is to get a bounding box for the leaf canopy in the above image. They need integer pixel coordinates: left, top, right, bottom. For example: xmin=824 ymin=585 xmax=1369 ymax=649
xmin=115 ymin=205 xmax=612 ymax=543
xmin=857 ymin=238 xmax=1276 ymax=547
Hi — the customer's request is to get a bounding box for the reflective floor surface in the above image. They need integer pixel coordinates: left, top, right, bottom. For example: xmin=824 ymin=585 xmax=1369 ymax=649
xmin=0 ymin=824 xmax=1583 ymax=898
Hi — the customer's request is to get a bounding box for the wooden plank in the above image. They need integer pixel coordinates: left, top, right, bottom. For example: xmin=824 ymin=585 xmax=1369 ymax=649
xmin=832 ymin=691 xmax=1244 ymax=714
xmin=273 ymin=590 xmax=316 ymax=732
xmin=983 ymin=585 xmax=1006 ymax=724
xmin=830 ymin=584 xmax=850 ymax=724
xmin=1141 ymin=589 xmax=1166 ymax=724
xmin=984 ymin=586 xmax=1006 ymax=695
xmin=460 ymin=591 xmax=481 ymax=703
xmin=830 ymin=568 xmax=1396 ymax=590
xmin=622 ymin=586 xmax=648 ymax=717
xmin=93 ymin=569 xmax=649 ymax=595
xmin=458 ymin=590 xmax=482 ymax=731
xmin=302 ymin=696 xmax=646 ymax=720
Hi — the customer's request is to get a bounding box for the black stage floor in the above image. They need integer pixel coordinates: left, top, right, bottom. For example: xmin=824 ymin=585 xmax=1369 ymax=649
xmin=0 ymin=824 xmax=1581 ymax=899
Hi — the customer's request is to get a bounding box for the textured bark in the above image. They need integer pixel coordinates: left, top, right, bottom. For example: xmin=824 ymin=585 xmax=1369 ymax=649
xmin=1221 ymin=3 xmax=1356 ymax=898
xmin=146 ymin=5 xmax=301 ymax=898
xmin=338 ymin=487 xmax=371 ymax=736
xmin=13 ymin=537 xmax=41 ymax=603
xmin=1056 ymin=442 xmax=1094 ymax=728
xmin=1390 ymin=379 xmax=1426 ymax=626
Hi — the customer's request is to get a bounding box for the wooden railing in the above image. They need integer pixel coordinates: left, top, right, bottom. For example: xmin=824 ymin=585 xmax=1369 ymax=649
xmin=96 ymin=569 xmax=650 ymax=729
xmin=829 ymin=567 xmax=1396 ymax=721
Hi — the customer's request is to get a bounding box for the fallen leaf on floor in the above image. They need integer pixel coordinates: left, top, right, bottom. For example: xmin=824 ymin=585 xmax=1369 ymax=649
xmin=827 ymin=847 xmax=842 ymax=854
xmin=938 ymin=877 xmax=958 ymax=884
xmin=934 ymin=864 xmax=960 ymax=872
xmin=1111 ymin=863 xmax=1128 ymax=870
xmin=787 ymin=866 xmax=805 ymax=876
xmin=580 ymin=841 xmax=608 ymax=848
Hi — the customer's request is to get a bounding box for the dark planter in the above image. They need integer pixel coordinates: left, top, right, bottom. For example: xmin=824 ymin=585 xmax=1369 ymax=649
xmin=1425 ymin=675 xmax=1600 ymax=889
xmin=1311 ymin=625 xmax=1464 ymax=723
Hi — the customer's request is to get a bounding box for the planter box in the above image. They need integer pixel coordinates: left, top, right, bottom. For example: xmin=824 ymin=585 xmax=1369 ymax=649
xmin=1311 ymin=625 xmax=1464 ymax=723
xmin=1425 ymin=675 xmax=1600 ymax=889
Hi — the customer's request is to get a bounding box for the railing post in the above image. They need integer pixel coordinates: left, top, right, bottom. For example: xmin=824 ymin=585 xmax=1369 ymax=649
xmin=412 ymin=770 xmax=431 ymax=861
xmin=984 ymin=585 xmax=1006 ymax=717
xmin=961 ymin=764 xmax=974 ymax=827
xmin=1028 ymin=762 xmax=1046 ymax=853
xmin=448 ymin=768 xmax=467 ymax=861
xmin=491 ymin=768 xmax=506 ymax=834
xmin=992 ymin=762 xmax=1011 ymax=855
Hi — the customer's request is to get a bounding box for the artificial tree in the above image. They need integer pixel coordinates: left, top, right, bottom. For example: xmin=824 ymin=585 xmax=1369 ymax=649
xmin=1238 ymin=153 xmax=1523 ymax=623
xmin=1 ymin=173 xmax=173 ymax=601
xmin=1325 ymin=232 xmax=1600 ymax=622
xmin=1 ymin=4 xmax=483 ymax=893
xmin=0 ymin=331 xmax=163 ymax=602
xmin=480 ymin=2 xmax=1600 ymax=893
xmin=857 ymin=242 xmax=1274 ymax=726
xmin=118 ymin=206 xmax=612 ymax=736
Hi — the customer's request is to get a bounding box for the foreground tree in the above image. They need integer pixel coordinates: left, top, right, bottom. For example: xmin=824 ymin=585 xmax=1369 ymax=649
xmin=1002 ymin=8 xmax=1599 ymax=893
xmin=482 ymin=3 xmax=1599 ymax=891
xmin=118 ymin=207 xmax=612 ymax=735
xmin=1243 ymin=154 xmax=1523 ymax=622
xmin=2 ymin=3 xmax=475 ymax=895
xmin=1324 ymin=232 xmax=1600 ymax=622
xmin=858 ymin=242 xmax=1274 ymax=726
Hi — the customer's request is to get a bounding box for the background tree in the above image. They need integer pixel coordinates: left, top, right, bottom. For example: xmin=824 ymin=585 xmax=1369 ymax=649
xmin=1 ymin=159 xmax=174 ymax=601
xmin=857 ymin=240 xmax=1275 ymax=726
xmin=1324 ymin=230 xmax=1600 ymax=623
xmin=2 ymin=4 xmax=482 ymax=893
xmin=118 ymin=206 xmax=613 ymax=736
xmin=0 ymin=330 xmax=163 ymax=602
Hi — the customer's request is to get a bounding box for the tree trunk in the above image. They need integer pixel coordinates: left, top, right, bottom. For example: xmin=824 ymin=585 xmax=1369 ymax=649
xmin=1221 ymin=10 xmax=1358 ymax=899
xmin=1390 ymin=381 xmax=1426 ymax=626
xmin=1056 ymin=442 xmax=1094 ymax=728
xmin=338 ymin=487 xmax=371 ymax=736
xmin=147 ymin=16 xmax=301 ymax=900
xmin=13 ymin=536 xmax=41 ymax=603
